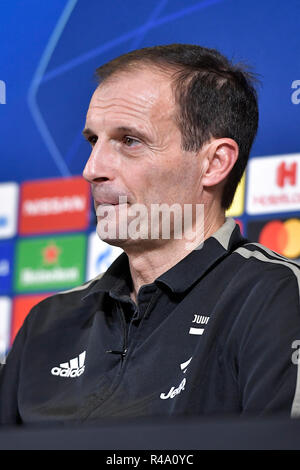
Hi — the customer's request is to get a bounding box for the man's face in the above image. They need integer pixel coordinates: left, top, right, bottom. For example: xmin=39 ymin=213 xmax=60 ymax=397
xmin=83 ymin=67 xmax=205 ymax=247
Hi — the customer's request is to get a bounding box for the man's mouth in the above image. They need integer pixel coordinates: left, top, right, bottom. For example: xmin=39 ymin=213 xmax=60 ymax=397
xmin=95 ymin=197 xmax=129 ymax=216
xmin=97 ymin=201 xmax=118 ymax=206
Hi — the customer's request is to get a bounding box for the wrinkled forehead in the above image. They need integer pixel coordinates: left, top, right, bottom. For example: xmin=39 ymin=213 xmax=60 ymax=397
xmin=87 ymin=67 xmax=176 ymax=120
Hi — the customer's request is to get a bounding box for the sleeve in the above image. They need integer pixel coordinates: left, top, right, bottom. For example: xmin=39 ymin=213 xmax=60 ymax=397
xmin=237 ymin=273 xmax=300 ymax=416
xmin=0 ymin=315 xmax=29 ymax=425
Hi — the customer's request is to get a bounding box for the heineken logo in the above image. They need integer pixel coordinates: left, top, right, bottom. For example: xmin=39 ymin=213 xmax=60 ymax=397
xmin=20 ymin=267 xmax=79 ymax=285
xmin=15 ymin=235 xmax=86 ymax=292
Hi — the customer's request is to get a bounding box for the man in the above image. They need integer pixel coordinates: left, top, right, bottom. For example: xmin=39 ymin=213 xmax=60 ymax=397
xmin=1 ymin=44 xmax=300 ymax=425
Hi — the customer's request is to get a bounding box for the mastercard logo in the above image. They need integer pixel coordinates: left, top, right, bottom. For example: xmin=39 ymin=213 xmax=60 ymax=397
xmin=259 ymin=219 xmax=300 ymax=258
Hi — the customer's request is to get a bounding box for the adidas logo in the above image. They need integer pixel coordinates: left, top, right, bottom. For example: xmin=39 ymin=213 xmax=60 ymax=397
xmin=51 ymin=351 xmax=86 ymax=378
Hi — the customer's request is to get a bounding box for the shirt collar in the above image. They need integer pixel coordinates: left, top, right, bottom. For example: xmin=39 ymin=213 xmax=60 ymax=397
xmin=156 ymin=218 xmax=244 ymax=293
xmin=81 ymin=251 xmax=132 ymax=301
xmin=82 ymin=218 xmax=245 ymax=300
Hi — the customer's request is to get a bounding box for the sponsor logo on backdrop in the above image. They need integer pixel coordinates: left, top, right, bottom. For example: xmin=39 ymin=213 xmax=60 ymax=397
xmin=277 ymin=161 xmax=297 ymax=188
xmin=11 ymin=294 xmax=50 ymax=345
xmin=0 ymin=297 xmax=11 ymax=361
xmin=0 ymin=240 xmax=14 ymax=294
xmin=19 ymin=176 xmax=90 ymax=234
xmin=291 ymin=80 xmax=300 ymax=105
xmin=0 ymin=79 xmax=6 ymax=104
xmin=86 ymin=232 xmax=123 ymax=281
xmin=0 ymin=182 xmax=19 ymax=239
xmin=225 ymin=173 xmax=245 ymax=217
xmin=246 ymin=154 xmax=300 ymax=214
xmin=247 ymin=217 xmax=300 ymax=260
xmin=14 ymin=234 xmax=86 ymax=292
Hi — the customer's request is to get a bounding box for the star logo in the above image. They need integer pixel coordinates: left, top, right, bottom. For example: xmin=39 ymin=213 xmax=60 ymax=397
xmin=42 ymin=242 xmax=61 ymax=265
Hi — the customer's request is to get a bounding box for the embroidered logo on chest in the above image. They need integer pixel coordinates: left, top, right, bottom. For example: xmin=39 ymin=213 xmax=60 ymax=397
xmin=51 ymin=351 xmax=86 ymax=378
xmin=159 ymin=357 xmax=192 ymax=400
xmin=189 ymin=314 xmax=209 ymax=335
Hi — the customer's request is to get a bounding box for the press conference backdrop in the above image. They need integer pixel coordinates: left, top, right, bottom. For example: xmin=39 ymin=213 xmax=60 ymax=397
xmin=0 ymin=0 xmax=299 ymax=361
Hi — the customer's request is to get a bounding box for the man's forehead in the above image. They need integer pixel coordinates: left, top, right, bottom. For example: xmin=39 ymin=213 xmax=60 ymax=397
xmin=90 ymin=68 xmax=174 ymax=109
xmin=86 ymin=68 xmax=175 ymax=127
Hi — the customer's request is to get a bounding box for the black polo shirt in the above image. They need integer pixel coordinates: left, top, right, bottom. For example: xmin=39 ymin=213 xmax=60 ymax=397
xmin=1 ymin=218 xmax=300 ymax=425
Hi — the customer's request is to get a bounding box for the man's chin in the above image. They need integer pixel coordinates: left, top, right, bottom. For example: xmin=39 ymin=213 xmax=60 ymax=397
xmin=95 ymin=223 xmax=156 ymax=250
xmin=96 ymin=234 xmax=127 ymax=248
xmin=96 ymin=221 xmax=129 ymax=248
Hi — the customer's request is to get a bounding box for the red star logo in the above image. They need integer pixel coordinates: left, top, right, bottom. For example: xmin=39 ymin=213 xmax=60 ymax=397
xmin=42 ymin=243 xmax=61 ymax=265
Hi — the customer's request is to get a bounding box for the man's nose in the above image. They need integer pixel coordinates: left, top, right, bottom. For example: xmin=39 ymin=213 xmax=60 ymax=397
xmin=82 ymin=141 xmax=115 ymax=183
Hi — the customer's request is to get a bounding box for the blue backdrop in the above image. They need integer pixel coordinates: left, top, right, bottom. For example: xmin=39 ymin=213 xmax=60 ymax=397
xmin=0 ymin=0 xmax=299 ymax=183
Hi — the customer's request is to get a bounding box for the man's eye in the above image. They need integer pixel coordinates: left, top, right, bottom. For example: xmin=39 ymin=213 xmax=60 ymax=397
xmin=88 ymin=135 xmax=98 ymax=146
xmin=122 ymin=136 xmax=139 ymax=147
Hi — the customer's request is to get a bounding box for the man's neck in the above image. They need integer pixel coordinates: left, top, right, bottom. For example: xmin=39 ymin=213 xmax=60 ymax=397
xmin=126 ymin=209 xmax=225 ymax=303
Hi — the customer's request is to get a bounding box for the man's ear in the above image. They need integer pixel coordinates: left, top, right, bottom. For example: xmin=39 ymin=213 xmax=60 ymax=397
xmin=201 ymin=138 xmax=239 ymax=188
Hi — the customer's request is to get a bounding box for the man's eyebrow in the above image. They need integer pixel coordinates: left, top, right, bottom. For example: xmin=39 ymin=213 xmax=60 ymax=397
xmin=115 ymin=126 xmax=150 ymax=141
xmin=82 ymin=126 xmax=150 ymax=142
xmin=82 ymin=127 xmax=94 ymax=138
